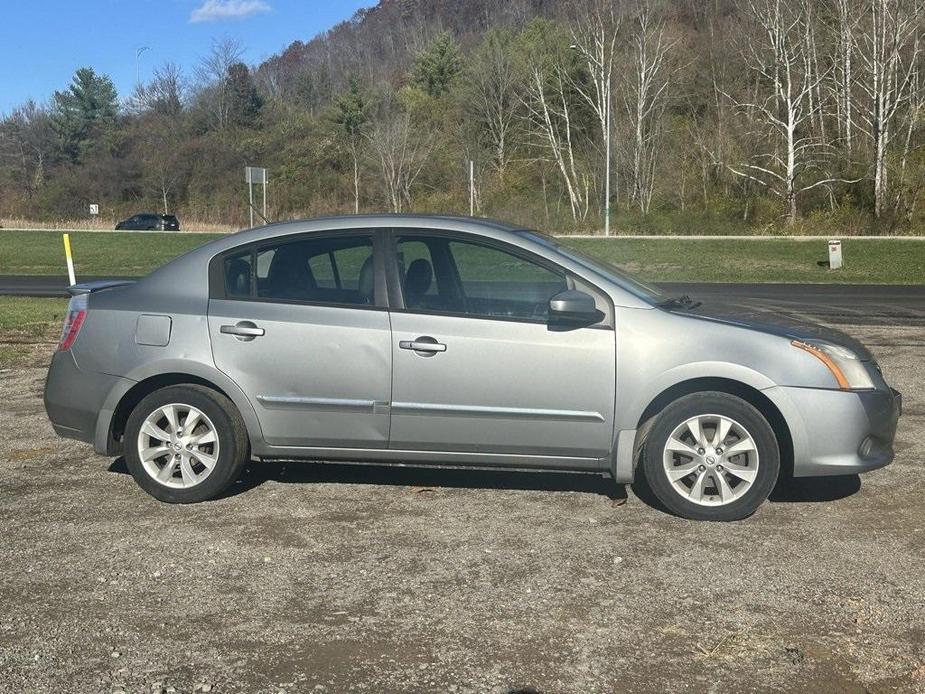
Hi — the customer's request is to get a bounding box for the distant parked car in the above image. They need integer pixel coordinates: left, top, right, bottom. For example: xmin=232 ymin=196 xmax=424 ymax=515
xmin=44 ymin=215 xmax=901 ymax=520
xmin=115 ymin=213 xmax=180 ymax=231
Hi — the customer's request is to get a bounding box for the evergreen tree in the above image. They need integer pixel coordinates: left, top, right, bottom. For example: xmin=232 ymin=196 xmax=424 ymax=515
xmin=226 ymin=63 xmax=263 ymax=128
xmin=411 ymin=33 xmax=462 ymax=98
xmin=51 ymin=67 xmax=118 ymax=161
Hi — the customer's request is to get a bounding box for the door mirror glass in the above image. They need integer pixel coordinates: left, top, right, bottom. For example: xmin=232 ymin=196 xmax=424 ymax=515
xmin=548 ymin=290 xmax=601 ymax=324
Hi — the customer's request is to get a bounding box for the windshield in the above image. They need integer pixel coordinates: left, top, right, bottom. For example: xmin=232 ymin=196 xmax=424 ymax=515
xmin=516 ymin=230 xmax=665 ymax=304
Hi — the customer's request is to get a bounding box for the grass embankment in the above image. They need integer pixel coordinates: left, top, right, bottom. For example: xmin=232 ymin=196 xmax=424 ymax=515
xmin=1 ymin=229 xmax=923 ymax=284
xmin=0 ymin=217 xmax=234 ymax=233
xmin=0 ymin=297 xmax=67 ymax=368
xmin=0 ymin=230 xmax=224 ymax=276
xmin=563 ymin=237 xmax=925 ymax=284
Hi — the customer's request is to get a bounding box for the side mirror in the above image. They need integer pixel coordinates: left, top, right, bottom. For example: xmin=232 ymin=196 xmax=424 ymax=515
xmin=548 ymin=290 xmax=600 ymax=323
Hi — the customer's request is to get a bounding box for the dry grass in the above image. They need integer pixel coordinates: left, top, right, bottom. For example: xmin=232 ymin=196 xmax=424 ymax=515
xmin=0 ymin=217 xmax=236 ymax=233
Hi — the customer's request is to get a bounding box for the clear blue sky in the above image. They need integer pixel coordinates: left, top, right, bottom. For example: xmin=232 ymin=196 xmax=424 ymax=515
xmin=0 ymin=0 xmax=374 ymax=114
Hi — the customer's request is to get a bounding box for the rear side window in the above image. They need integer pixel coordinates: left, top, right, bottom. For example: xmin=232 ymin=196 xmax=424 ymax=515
xmin=224 ymin=250 xmax=252 ymax=298
xmin=219 ymin=234 xmax=377 ymax=307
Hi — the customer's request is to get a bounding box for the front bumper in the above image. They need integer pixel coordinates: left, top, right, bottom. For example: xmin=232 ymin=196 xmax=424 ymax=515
xmin=769 ymin=385 xmax=901 ymax=477
xmin=44 ymin=351 xmax=131 ymax=448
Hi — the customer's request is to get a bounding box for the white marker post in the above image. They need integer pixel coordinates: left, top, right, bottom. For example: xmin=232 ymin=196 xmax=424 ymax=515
xmin=63 ymin=233 xmax=76 ymax=286
xmin=828 ymin=239 xmax=843 ymax=270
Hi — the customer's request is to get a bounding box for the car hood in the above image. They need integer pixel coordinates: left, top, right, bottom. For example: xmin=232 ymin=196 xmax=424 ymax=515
xmin=673 ymin=302 xmax=874 ymax=361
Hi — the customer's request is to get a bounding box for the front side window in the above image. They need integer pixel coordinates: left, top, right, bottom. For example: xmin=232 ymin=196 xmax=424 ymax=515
xmin=396 ymin=235 xmax=567 ymax=321
xmin=220 ymin=234 xmax=376 ymax=306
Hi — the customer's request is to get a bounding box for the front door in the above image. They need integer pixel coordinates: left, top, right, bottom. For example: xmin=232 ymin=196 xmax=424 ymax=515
xmin=387 ymin=232 xmax=616 ymax=462
xmin=208 ymin=231 xmax=391 ymax=448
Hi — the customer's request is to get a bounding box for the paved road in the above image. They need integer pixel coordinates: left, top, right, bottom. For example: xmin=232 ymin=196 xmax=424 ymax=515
xmin=658 ymin=282 xmax=925 ymax=326
xmin=2 ymin=275 xmax=924 ymax=326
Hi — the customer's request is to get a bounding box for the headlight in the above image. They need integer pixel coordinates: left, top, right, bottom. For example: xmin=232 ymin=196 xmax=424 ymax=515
xmin=791 ymin=340 xmax=875 ymax=391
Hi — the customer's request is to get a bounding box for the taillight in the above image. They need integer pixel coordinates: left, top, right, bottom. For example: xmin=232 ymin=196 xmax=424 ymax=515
xmin=57 ymin=294 xmax=88 ymax=351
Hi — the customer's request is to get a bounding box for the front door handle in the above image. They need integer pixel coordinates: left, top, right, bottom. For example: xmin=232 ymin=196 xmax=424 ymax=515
xmin=221 ymin=321 xmax=265 ymax=341
xmin=399 ymin=336 xmax=446 ymax=355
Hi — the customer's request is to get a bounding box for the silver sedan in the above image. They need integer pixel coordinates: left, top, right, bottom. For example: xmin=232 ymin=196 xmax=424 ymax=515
xmin=44 ymin=216 xmax=901 ymax=521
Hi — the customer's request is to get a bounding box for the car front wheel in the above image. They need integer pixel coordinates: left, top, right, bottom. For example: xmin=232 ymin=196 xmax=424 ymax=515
xmin=641 ymin=392 xmax=780 ymax=521
xmin=124 ymin=385 xmax=249 ymax=503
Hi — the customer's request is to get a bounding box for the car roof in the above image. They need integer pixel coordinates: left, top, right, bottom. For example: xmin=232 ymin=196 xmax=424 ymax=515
xmin=212 ymin=214 xmax=524 ymax=248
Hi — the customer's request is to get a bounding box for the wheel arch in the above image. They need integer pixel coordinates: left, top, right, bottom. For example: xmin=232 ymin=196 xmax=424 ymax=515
xmin=96 ymin=365 xmax=263 ymax=456
xmin=632 ymin=377 xmax=794 ymax=480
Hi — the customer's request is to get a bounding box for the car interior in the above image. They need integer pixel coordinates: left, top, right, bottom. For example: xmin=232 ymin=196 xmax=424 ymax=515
xmin=223 ymin=237 xmax=375 ymax=306
xmin=221 ymin=233 xmax=570 ymax=320
xmin=395 ymin=236 xmax=567 ymax=320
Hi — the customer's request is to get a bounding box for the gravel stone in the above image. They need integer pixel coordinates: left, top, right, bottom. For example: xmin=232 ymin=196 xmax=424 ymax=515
xmin=0 ymin=327 xmax=923 ymax=692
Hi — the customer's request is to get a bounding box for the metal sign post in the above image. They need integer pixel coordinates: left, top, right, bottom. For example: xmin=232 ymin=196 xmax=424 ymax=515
xmin=245 ymin=166 xmax=268 ymax=227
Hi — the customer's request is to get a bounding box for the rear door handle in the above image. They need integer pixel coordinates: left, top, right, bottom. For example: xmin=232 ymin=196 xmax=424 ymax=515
xmin=220 ymin=321 xmax=265 ymax=341
xmin=399 ymin=336 xmax=446 ymax=354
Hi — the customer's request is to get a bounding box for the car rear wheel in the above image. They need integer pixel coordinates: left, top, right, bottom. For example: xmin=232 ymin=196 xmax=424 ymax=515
xmin=641 ymin=392 xmax=779 ymax=521
xmin=124 ymin=385 xmax=249 ymax=503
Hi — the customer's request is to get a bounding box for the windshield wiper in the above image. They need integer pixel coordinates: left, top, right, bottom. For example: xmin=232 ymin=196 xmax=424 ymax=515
xmin=656 ymin=294 xmax=702 ymax=311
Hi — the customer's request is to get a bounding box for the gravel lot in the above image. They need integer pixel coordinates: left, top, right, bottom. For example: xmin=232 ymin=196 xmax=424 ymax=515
xmin=1 ymin=324 xmax=923 ymax=694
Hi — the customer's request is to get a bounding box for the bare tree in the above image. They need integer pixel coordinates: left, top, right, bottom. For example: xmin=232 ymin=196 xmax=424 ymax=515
xmin=719 ymin=0 xmax=857 ymax=224
xmin=196 ymin=37 xmax=245 ymax=130
xmin=622 ymin=1 xmax=676 ymax=214
xmin=137 ymin=116 xmax=186 ymax=214
xmin=569 ymin=0 xmax=621 ymax=208
xmin=131 ymin=62 xmax=186 ymax=116
xmin=831 ymin=0 xmax=862 ymax=150
xmin=0 ymin=101 xmax=54 ymax=199
xmin=366 ymin=110 xmax=433 ymax=213
xmin=894 ymin=36 xmax=925 ymax=218
xmin=854 ymin=0 xmax=924 ymax=217
xmin=521 ymin=25 xmax=593 ymax=223
xmin=465 ymin=28 xmax=523 ymax=178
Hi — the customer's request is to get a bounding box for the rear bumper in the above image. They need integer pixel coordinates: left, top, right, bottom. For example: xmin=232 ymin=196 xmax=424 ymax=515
xmin=44 ymin=351 xmax=132 ymax=449
xmin=769 ymin=385 xmax=901 ymax=477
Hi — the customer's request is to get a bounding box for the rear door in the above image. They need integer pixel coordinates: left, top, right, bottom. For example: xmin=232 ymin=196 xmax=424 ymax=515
xmin=387 ymin=231 xmax=616 ymax=462
xmin=208 ymin=231 xmax=392 ymax=448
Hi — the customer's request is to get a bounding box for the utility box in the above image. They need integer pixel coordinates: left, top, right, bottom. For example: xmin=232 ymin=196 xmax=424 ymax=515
xmin=828 ymin=239 xmax=843 ymax=270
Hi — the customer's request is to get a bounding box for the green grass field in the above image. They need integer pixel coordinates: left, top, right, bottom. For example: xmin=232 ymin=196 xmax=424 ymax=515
xmin=0 ymin=229 xmax=923 ymax=284
xmin=562 ymin=237 xmax=925 ymax=284
xmin=0 ymin=230 xmax=223 ymax=277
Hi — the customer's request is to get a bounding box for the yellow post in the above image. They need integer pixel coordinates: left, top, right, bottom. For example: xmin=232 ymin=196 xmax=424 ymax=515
xmin=63 ymin=233 xmax=76 ymax=286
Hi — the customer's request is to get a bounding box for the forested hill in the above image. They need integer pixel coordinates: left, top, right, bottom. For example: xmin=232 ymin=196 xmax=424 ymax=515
xmin=259 ymin=0 xmax=564 ymax=99
xmin=1 ymin=0 xmax=923 ymax=235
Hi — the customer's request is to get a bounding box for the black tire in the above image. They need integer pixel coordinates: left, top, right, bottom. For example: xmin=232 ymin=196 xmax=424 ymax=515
xmin=123 ymin=385 xmax=249 ymax=503
xmin=641 ymin=392 xmax=779 ymax=521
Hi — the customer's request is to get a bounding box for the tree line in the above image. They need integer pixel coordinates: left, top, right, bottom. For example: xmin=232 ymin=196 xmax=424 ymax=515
xmin=1 ymin=0 xmax=923 ymax=234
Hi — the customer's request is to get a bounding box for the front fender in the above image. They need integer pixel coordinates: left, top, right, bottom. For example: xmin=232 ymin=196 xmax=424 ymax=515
xmin=617 ymin=360 xmax=777 ymax=433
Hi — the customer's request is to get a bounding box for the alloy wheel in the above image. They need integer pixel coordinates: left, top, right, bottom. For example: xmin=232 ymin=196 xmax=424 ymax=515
xmin=662 ymin=413 xmax=759 ymax=506
xmin=136 ymin=403 xmax=220 ymax=489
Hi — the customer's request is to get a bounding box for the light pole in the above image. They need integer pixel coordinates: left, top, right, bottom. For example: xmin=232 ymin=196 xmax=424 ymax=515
xmin=135 ymin=46 xmax=150 ymax=87
xmin=603 ymin=83 xmax=611 ymax=237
